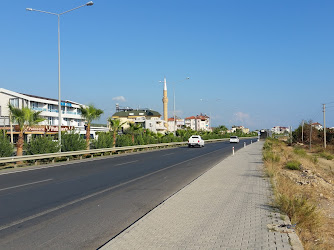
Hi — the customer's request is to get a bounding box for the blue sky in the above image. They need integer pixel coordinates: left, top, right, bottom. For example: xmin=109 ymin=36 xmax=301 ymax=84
xmin=1 ymin=0 xmax=334 ymax=130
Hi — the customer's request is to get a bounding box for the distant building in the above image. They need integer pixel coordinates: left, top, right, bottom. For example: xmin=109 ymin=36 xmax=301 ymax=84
xmin=230 ymin=125 xmax=250 ymax=134
xmin=111 ymin=105 xmax=167 ymax=133
xmin=184 ymin=114 xmax=210 ymax=131
xmin=167 ymin=117 xmax=185 ymax=132
xmin=311 ymin=122 xmax=323 ymax=130
xmin=271 ymin=126 xmax=290 ymax=134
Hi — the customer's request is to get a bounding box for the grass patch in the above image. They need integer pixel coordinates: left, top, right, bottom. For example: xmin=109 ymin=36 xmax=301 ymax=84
xmin=318 ymin=151 xmax=334 ymax=160
xmin=293 ymin=147 xmax=307 ymax=157
xmin=277 ymin=194 xmax=320 ymax=230
xmin=285 ymin=160 xmax=301 ymax=170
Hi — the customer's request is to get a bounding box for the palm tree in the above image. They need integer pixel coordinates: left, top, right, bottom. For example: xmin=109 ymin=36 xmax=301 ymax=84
xmin=107 ymin=118 xmax=126 ymax=147
xmin=8 ymin=104 xmax=45 ymax=156
xmin=79 ymin=104 xmax=104 ymax=150
xmin=127 ymin=122 xmax=142 ymax=144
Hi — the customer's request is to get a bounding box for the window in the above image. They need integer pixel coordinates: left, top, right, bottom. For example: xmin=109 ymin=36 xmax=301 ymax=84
xmin=48 ymin=117 xmax=53 ymax=125
xmin=10 ymin=98 xmax=19 ymax=108
xmin=31 ymin=102 xmax=38 ymax=109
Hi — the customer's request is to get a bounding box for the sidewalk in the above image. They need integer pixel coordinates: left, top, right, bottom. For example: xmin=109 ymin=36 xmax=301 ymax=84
xmin=102 ymin=141 xmax=303 ymax=250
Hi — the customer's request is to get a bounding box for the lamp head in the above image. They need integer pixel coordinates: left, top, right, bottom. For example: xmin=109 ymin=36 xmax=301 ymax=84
xmin=86 ymin=1 xmax=94 ymax=6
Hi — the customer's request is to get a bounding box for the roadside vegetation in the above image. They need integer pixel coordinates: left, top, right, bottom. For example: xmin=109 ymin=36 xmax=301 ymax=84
xmin=263 ymin=137 xmax=334 ymax=249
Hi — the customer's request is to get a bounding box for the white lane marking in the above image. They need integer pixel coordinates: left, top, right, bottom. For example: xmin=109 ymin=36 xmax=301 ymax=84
xmin=162 ymin=153 xmax=175 ymax=156
xmin=114 ymin=160 xmax=138 ymax=166
xmin=0 ymin=148 xmax=222 ymax=232
xmin=0 ymin=179 xmax=53 ymax=192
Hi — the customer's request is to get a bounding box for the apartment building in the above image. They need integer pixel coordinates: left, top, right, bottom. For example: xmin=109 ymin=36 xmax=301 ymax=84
xmin=111 ymin=106 xmax=167 ymax=134
xmin=271 ymin=126 xmax=290 ymax=134
xmin=167 ymin=117 xmax=185 ymax=132
xmin=230 ymin=125 xmax=250 ymax=134
xmin=184 ymin=114 xmax=210 ymax=131
xmin=0 ymin=88 xmax=86 ymax=136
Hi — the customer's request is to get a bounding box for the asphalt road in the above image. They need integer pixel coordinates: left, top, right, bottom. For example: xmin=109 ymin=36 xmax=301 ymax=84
xmin=0 ymin=139 xmax=255 ymax=249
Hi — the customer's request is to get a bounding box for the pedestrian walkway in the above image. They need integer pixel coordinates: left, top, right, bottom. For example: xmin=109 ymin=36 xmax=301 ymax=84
xmin=102 ymin=141 xmax=303 ymax=250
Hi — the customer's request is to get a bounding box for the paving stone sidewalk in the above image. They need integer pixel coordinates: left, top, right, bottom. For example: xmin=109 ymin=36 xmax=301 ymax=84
xmin=103 ymin=141 xmax=303 ymax=250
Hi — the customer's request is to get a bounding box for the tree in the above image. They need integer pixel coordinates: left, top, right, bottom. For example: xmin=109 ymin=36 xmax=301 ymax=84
xmin=126 ymin=122 xmax=142 ymax=144
xmin=0 ymin=131 xmax=13 ymax=157
xmin=79 ymin=104 xmax=104 ymax=150
xmin=8 ymin=104 xmax=44 ymax=156
xmin=108 ymin=118 xmax=126 ymax=147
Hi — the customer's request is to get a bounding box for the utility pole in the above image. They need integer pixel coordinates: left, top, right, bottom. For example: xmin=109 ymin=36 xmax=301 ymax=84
xmin=309 ymin=123 xmax=312 ymax=150
xmin=301 ymin=120 xmax=304 ymax=143
xmin=323 ymin=104 xmax=326 ymax=148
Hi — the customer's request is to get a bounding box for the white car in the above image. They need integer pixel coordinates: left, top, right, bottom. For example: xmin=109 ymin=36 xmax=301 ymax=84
xmin=188 ymin=135 xmax=205 ymax=148
xmin=229 ymin=136 xmax=240 ymax=143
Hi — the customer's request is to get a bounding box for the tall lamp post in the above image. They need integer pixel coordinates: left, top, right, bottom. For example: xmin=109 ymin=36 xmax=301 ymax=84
xmin=26 ymin=1 xmax=94 ymax=150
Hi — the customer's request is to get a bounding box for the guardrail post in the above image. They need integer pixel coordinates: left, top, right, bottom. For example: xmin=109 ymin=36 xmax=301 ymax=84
xmin=67 ymin=157 xmax=69 ymax=162
xmin=80 ymin=155 xmax=82 ymax=160
xmin=35 ymin=161 xmax=38 ymax=166
xmin=52 ymin=158 xmax=55 ymax=163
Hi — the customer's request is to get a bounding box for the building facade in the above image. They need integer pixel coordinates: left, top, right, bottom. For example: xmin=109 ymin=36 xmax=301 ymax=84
xmin=230 ymin=125 xmax=250 ymax=134
xmin=184 ymin=114 xmax=210 ymax=131
xmin=111 ymin=106 xmax=167 ymax=134
xmin=0 ymin=88 xmax=86 ymax=139
xmin=167 ymin=117 xmax=185 ymax=132
xmin=271 ymin=126 xmax=290 ymax=134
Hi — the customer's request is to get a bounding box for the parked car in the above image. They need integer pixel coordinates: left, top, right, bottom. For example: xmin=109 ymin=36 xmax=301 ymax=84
xmin=188 ymin=135 xmax=205 ymax=148
xmin=229 ymin=136 xmax=240 ymax=143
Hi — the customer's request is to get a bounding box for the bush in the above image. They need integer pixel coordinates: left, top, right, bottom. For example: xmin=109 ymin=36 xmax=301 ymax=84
xmin=61 ymin=131 xmax=86 ymax=152
xmin=25 ymin=136 xmax=60 ymax=155
xmin=285 ymin=160 xmax=301 ymax=170
xmin=318 ymin=152 xmax=333 ymax=160
xmin=0 ymin=134 xmax=14 ymax=157
xmin=263 ymin=151 xmax=280 ymax=163
xmin=91 ymin=132 xmax=114 ymax=149
xmin=293 ymin=147 xmax=307 ymax=157
xmin=277 ymin=194 xmax=320 ymax=231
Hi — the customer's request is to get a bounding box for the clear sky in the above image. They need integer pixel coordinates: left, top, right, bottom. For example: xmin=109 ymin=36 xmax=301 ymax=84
xmin=1 ymin=0 xmax=334 ymax=130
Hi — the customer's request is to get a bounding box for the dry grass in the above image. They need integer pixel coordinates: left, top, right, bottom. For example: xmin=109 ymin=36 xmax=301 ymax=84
xmin=263 ymin=138 xmax=334 ymax=250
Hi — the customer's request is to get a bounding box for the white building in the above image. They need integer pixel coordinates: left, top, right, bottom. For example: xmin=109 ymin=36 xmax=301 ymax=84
xmin=0 ymin=88 xmax=86 ymax=131
xmin=271 ymin=126 xmax=290 ymax=134
xmin=111 ymin=106 xmax=167 ymax=134
xmin=311 ymin=122 xmax=323 ymax=130
xmin=168 ymin=117 xmax=185 ymax=132
xmin=185 ymin=114 xmax=210 ymax=131
xmin=230 ymin=125 xmax=250 ymax=134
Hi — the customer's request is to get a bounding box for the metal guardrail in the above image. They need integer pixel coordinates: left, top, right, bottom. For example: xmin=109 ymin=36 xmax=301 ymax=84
xmin=0 ymin=137 xmax=256 ymax=166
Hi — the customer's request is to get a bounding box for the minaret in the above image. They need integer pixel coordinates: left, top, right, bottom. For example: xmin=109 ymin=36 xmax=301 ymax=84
xmin=162 ymin=77 xmax=168 ymax=129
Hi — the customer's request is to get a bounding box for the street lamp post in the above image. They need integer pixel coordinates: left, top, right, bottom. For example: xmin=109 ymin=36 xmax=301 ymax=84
xmin=26 ymin=1 xmax=94 ymax=151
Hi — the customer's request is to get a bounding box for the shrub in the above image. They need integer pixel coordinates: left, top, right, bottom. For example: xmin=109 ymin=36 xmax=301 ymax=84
xmin=285 ymin=160 xmax=301 ymax=170
xmin=318 ymin=152 xmax=333 ymax=160
xmin=293 ymin=147 xmax=307 ymax=157
xmin=25 ymin=135 xmax=60 ymax=155
xmin=61 ymin=131 xmax=86 ymax=152
xmin=0 ymin=134 xmax=14 ymax=157
xmin=277 ymin=194 xmax=320 ymax=231
xmin=263 ymin=151 xmax=280 ymax=163
xmin=91 ymin=132 xmax=113 ymax=149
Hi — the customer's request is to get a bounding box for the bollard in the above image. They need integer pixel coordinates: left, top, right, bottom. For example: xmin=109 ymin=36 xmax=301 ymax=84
xmin=251 ymin=140 xmax=252 ymax=144
xmin=244 ymin=142 xmax=246 ymax=147
xmin=232 ymin=146 xmax=234 ymax=155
